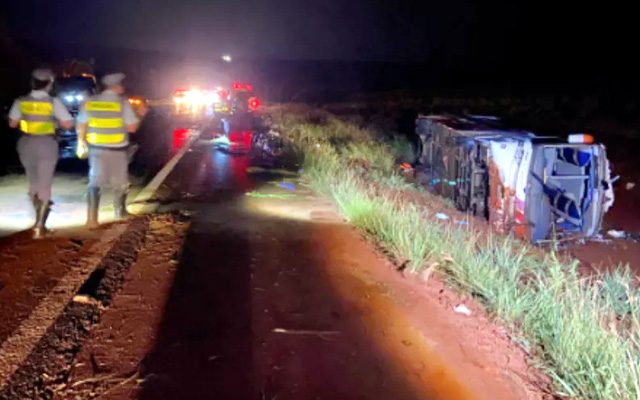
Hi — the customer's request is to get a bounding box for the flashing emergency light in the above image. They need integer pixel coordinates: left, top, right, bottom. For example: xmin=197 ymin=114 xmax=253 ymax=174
xmin=231 ymin=82 xmax=253 ymax=92
xmin=248 ymin=96 xmax=261 ymax=111
xmin=568 ymin=134 xmax=595 ymax=144
xmin=217 ymin=88 xmax=229 ymax=100
xmin=173 ymin=88 xmax=221 ymax=108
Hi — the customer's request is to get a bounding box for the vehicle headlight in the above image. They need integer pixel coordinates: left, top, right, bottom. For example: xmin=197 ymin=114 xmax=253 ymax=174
xmin=64 ymin=94 xmax=75 ymax=103
xmin=205 ymin=91 xmax=220 ymax=105
xmin=75 ymin=94 xmax=84 ymax=102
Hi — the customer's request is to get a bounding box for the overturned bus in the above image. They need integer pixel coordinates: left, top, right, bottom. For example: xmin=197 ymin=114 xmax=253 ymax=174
xmin=415 ymin=115 xmax=615 ymax=242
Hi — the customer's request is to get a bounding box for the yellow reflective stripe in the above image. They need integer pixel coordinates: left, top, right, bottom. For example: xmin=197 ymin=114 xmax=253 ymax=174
xmin=86 ymin=133 xmax=126 ymax=144
xmin=85 ymin=101 xmax=122 ymax=112
xmin=20 ymin=120 xmax=55 ymax=135
xmin=20 ymin=101 xmax=53 ymax=116
xmin=88 ymin=117 xmax=123 ymax=129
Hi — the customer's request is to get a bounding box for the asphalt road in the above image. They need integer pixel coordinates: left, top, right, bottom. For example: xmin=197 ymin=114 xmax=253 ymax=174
xmin=0 ymin=142 xmax=547 ymax=399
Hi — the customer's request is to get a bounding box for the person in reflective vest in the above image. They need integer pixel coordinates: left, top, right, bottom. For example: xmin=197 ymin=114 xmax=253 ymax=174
xmin=7 ymin=69 xmax=74 ymax=238
xmin=76 ymin=73 xmax=145 ymax=227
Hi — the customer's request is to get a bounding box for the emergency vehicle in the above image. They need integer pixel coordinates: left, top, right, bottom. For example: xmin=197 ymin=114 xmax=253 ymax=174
xmin=170 ymin=82 xmax=262 ymax=154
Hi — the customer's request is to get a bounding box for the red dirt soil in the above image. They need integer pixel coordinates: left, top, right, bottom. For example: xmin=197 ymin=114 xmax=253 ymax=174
xmin=0 ymin=231 xmax=98 ymax=344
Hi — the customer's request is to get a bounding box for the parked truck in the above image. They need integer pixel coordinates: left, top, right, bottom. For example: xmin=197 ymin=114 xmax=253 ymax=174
xmin=415 ymin=114 xmax=615 ymax=242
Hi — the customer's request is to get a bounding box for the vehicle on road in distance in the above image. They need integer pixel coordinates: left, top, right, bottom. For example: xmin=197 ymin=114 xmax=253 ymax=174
xmin=214 ymin=82 xmax=263 ymax=154
xmin=168 ymin=82 xmax=265 ymax=155
xmin=54 ymin=74 xmax=98 ymax=159
xmin=415 ymin=114 xmax=615 ymax=242
xmin=228 ymin=81 xmax=261 ymax=115
xmin=171 ymin=86 xmax=230 ymax=137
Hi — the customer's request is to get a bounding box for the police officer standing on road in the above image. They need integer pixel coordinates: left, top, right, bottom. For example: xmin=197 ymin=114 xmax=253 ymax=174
xmin=7 ymin=69 xmax=74 ymax=238
xmin=76 ymin=73 xmax=145 ymax=228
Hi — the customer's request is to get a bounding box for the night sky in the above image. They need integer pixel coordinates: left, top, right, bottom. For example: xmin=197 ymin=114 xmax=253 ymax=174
xmin=2 ymin=0 xmax=638 ymax=91
xmin=2 ymin=0 xmax=473 ymax=61
xmin=2 ymin=1 xmax=631 ymax=64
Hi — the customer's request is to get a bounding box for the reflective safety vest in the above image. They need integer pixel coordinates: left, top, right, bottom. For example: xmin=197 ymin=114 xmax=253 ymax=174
xmin=19 ymin=96 xmax=55 ymax=135
xmin=85 ymin=100 xmax=128 ymax=147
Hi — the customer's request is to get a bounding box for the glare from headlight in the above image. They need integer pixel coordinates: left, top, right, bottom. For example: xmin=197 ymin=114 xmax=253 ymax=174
xmin=64 ymin=95 xmax=74 ymax=103
xmin=205 ymin=91 xmax=220 ymax=104
xmin=75 ymin=94 xmax=84 ymax=102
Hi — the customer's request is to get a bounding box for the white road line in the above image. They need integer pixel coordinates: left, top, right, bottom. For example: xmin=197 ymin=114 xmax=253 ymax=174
xmin=129 ymin=130 xmax=199 ymax=215
xmin=0 ymin=224 xmax=126 ymax=387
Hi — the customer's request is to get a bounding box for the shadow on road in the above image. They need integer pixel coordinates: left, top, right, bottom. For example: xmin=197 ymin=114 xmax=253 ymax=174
xmin=137 ymin=147 xmax=430 ymax=400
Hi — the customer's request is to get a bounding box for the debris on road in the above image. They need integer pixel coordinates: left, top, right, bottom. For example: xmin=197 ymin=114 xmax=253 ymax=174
xmin=453 ymin=304 xmax=472 ymax=316
xmin=72 ymin=294 xmax=100 ymax=306
xmin=70 ymin=372 xmax=120 ymax=388
xmin=435 ymin=212 xmax=449 ymax=220
xmin=246 ymin=166 xmax=298 ymax=177
xmin=588 ymin=234 xmax=611 ymax=243
xmin=272 ymin=328 xmax=340 ymax=337
xmin=277 ymin=181 xmax=296 ymax=191
xmin=246 ymin=191 xmax=296 ymax=200
xmin=399 ymin=163 xmax=415 ymax=177
xmin=607 ymin=229 xmax=626 ymax=239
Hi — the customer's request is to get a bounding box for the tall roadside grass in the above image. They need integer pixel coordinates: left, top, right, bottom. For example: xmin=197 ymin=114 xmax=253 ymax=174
xmin=270 ymin=105 xmax=640 ymax=400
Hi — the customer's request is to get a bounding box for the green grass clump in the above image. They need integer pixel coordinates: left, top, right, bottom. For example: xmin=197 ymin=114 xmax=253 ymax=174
xmin=271 ymin=104 xmax=640 ymax=400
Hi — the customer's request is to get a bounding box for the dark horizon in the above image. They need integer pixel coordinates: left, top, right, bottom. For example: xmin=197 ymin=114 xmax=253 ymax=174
xmin=2 ymin=1 xmax=638 ymax=68
xmin=3 ymin=1 xmax=640 ymax=104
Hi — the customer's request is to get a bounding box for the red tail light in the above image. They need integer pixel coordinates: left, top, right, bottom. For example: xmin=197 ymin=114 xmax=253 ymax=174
xmin=231 ymin=82 xmax=253 ymax=92
xmin=228 ymin=131 xmax=253 ymax=148
xmin=229 ymin=131 xmax=241 ymax=142
xmin=248 ymin=96 xmax=261 ymax=111
xmin=217 ymin=88 xmax=229 ymax=100
xmin=172 ymin=128 xmax=189 ymax=151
